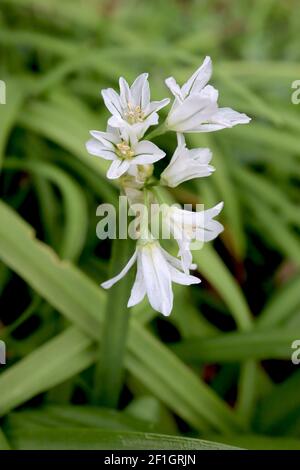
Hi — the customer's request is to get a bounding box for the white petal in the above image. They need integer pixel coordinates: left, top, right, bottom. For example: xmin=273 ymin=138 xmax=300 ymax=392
xmin=134 ymin=141 xmax=165 ymax=164
xmin=119 ymin=77 xmax=132 ymax=108
xmin=90 ymin=130 xmax=119 ymax=147
xmin=193 ymin=202 xmax=224 ymax=241
xmin=204 ymin=201 xmax=224 ymax=218
xmin=181 ymin=56 xmax=212 ymax=97
xmin=160 ymin=247 xmax=183 ymax=271
xmin=107 ymin=115 xmax=125 ymax=129
xmin=141 ymin=244 xmax=173 ymax=316
xmin=146 ymin=98 xmax=170 ymax=116
xmin=196 ymin=107 xmax=251 ymax=132
xmin=199 ymin=84 xmax=219 ymax=102
xmin=127 ymin=113 xmax=159 ymax=140
xmin=178 ymin=246 xmax=194 ymax=275
xmin=200 ymin=220 xmax=224 ymax=241
xmin=161 ymin=143 xmax=213 ymax=187
xmin=86 ymin=139 xmax=117 ymax=160
xmin=107 ymin=159 xmax=130 ymax=179
xmin=189 ymin=147 xmax=212 ymax=164
xmin=212 ymin=107 xmax=251 ymax=125
xmin=161 ymin=245 xmax=200 ymax=283
xmin=127 ymin=254 xmax=146 ymax=307
xmin=131 ymin=73 xmax=149 ymax=108
xmin=165 ymin=77 xmax=183 ymax=101
xmin=167 ymin=94 xmax=217 ymax=132
xmin=106 ymin=124 xmax=121 ymax=136
xmin=101 ymin=88 xmax=123 ymax=117
xmin=101 ymin=249 xmax=137 ymax=289
xmin=169 ymin=264 xmax=201 ymax=285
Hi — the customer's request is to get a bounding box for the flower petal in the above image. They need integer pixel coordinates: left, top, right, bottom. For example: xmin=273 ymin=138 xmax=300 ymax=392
xmin=167 ymin=94 xmax=217 ymax=132
xmin=169 ymin=264 xmax=201 ymax=285
xmin=181 ymin=56 xmax=212 ymax=98
xmin=119 ymin=77 xmax=132 ymax=108
xmin=101 ymin=88 xmax=123 ymax=117
xmin=131 ymin=73 xmax=150 ymax=108
xmin=127 ymin=254 xmax=146 ymax=307
xmin=107 ymin=159 xmax=130 ymax=179
xmin=134 ymin=141 xmax=165 ymax=164
xmin=165 ymin=77 xmax=183 ymax=101
xmin=193 ymin=202 xmax=224 ymax=241
xmin=199 ymin=84 xmax=219 ymax=102
xmin=86 ymin=139 xmax=117 ymax=160
xmin=189 ymin=147 xmax=212 ymax=164
xmin=196 ymin=107 xmax=251 ymax=132
xmin=146 ymin=98 xmax=170 ymax=116
xmin=101 ymin=249 xmax=138 ymax=289
xmin=90 ymin=130 xmax=119 ymax=147
xmin=141 ymin=243 xmax=173 ymax=316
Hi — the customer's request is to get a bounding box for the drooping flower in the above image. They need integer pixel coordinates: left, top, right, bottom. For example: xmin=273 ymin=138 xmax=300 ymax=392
xmin=86 ymin=126 xmax=165 ymax=179
xmin=162 ymin=201 xmax=224 ymax=272
xmin=165 ymin=56 xmax=251 ymax=133
xmin=160 ymin=134 xmax=214 ymax=188
xmin=101 ymin=237 xmax=200 ymax=316
xmin=102 ymin=74 xmax=170 ymax=139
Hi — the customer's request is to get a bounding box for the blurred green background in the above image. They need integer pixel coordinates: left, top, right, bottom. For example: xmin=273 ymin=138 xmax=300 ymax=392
xmin=0 ymin=0 xmax=300 ymax=450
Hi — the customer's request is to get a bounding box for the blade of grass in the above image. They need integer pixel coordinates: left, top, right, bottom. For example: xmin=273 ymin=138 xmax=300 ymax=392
xmin=254 ymin=370 xmax=300 ymax=434
xmin=4 ymin=159 xmax=88 ymax=261
xmin=257 ymin=274 xmax=300 ymax=328
xmin=5 ymin=406 xmax=153 ymax=433
xmin=94 ymin=237 xmax=135 ymax=407
xmin=0 ymin=78 xmax=25 ymax=171
xmin=0 ymin=326 xmax=96 ymax=416
xmin=171 ymin=328 xmax=300 ymax=362
xmin=244 ymin=194 xmax=300 ymax=265
xmin=6 ymin=427 xmax=241 ymax=450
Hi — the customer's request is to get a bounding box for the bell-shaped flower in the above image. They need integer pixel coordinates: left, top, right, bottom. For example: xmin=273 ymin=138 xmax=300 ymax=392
xmin=160 ymin=134 xmax=214 ymax=188
xmin=162 ymin=202 xmax=224 ymax=272
xmin=165 ymin=56 xmax=251 ymax=133
xmin=86 ymin=126 xmax=165 ymax=180
xmin=101 ymin=237 xmax=200 ymax=316
xmin=102 ymin=74 xmax=170 ymax=139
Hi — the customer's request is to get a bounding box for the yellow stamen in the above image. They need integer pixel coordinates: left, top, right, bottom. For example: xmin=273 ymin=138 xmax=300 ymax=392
xmin=124 ymin=102 xmax=145 ymax=124
xmin=116 ymin=141 xmax=135 ymax=159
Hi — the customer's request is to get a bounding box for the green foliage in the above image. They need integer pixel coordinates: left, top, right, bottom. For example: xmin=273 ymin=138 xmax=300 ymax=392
xmin=0 ymin=0 xmax=300 ymax=450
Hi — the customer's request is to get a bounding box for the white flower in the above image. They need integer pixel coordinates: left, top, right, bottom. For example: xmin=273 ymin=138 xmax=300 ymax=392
xmin=160 ymin=134 xmax=214 ymax=188
xmin=102 ymin=74 xmax=170 ymax=139
xmin=86 ymin=126 xmax=165 ymax=180
xmin=163 ymin=202 xmax=224 ymax=272
xmin=101 ymin=238 xmax=200 ymax=316
xmin=165 ymin=56 xmax=251 ymax=133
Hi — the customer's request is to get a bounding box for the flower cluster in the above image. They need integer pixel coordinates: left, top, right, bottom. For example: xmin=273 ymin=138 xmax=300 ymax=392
xmin=86 ymin=56 xmax=250 ymax=316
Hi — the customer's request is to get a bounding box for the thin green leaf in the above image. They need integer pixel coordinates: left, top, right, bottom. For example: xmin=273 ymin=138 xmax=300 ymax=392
xmin=4 ymin=159 xmax=88 ymax=260
xmin=6 ymin=427 xmax=241 ymax=450
xmin=95 ymin=237 xmax=135 ymax=407
xmin=171 ymin=328 xmax=300 ymax=362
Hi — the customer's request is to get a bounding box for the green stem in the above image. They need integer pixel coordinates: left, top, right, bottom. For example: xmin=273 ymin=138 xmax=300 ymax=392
xmin=93 ymin=236 xmax=135 ymax=408
xmin=146 ymin=122 xmax=168 ymax=140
